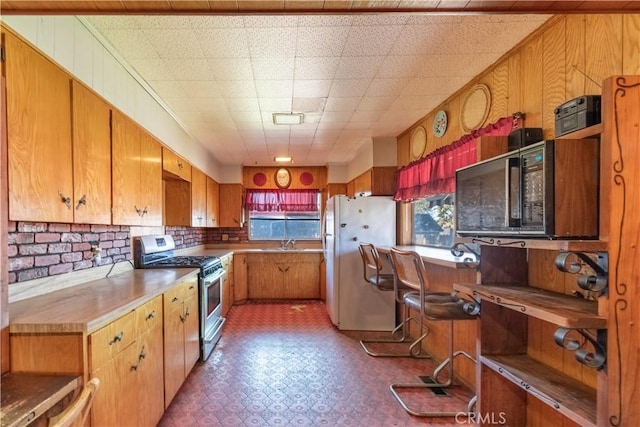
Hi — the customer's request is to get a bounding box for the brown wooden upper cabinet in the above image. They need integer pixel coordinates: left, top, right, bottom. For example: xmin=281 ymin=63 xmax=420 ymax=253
xmin=206 ymin=176 xmax=219 ymax=227
xmin=4 ymin=30 xmax=113 ymax=224
xmin=4 ymin=30 xmax=74 ymax=223
xmin=349 ymin=167 xmax=397 ymax=197
xmin=111 ymin=110 xmax=163 ymax=226
xmin=218 ymin=184 xmax=244 ymax=228
xmin=190 ymin=168 xmax=207 ymax=227
xmin=162 ymin=147 xmax=191 ymax=182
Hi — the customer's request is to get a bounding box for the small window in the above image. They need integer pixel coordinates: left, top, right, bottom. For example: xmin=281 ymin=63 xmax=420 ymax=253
xmin=412 ymin=193 xmax=455 ymax=248
xmin=246 ymin=190 xmax=321 ymax=240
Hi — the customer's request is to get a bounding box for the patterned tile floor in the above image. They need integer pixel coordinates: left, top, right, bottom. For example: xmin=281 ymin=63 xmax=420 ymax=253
xmin=159 ymin=301 xmax=475 ymax=426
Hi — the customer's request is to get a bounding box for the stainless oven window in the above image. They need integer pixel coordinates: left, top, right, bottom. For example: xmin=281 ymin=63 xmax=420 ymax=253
xmin=206 ymin=277 xmax=221 ymax=317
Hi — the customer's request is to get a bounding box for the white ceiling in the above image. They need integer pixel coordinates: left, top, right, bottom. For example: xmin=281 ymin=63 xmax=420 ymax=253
xmin=86 ymin=13 xmax=551 ymax=167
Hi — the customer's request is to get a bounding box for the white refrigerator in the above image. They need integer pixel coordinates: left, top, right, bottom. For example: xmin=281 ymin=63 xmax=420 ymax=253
xmin=324 ymin=195 xmax=397 ymax=331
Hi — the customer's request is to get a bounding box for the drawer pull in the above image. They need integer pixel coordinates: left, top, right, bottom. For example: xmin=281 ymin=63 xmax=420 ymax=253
xmin=146 ymin=311 xmax=156 ymax=320
xmin=172 ymin=296 xmax=179 ymax=303
xmin=189 ymin=285 xmax=195 ymax=290
xmin=131 ymin=346 xmax=146 ymax=371
xmin=109 ymin=331 xmax=124 ymax=345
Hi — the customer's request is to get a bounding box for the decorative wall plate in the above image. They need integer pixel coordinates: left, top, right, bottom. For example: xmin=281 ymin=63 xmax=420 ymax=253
xmin=432 ymin=110 xmax=448 ymax=138
xmin=461 ymin=83 xmax=491 ymax=132
xmin=275 ymin=168 xmax=291 ymax=189
xmin=410 ymin=126 xmax=427 ymax=160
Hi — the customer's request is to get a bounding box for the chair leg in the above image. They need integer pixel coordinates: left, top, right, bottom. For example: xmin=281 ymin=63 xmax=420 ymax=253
xmin=360 ymin=305 xmax=430 ymax=358
xmin=389 ymin=321 xmax=477 ymax=417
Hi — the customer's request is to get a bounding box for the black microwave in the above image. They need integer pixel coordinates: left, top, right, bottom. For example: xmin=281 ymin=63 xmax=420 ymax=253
xmin=455 ymin=139 xmax=599 ymax=238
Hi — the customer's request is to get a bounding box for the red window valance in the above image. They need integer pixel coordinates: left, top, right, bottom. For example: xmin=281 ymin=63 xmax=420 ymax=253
xmin=394 ymin=116 xmax=516 ymax=202
xmin=245 ymin=189 xmax=320 ymax=212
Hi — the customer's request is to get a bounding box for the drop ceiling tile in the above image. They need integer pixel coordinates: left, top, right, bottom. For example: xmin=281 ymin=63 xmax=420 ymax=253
xmin=208 ymin=58 xmax=254 ymax=81
xmin=352 ymin=14 xmax=409 ymax=27
xmin=179 ymin=81 xmax=223 ymax=98
xmin=251 ymin=57 xmax=295 ymax=80
xmin=247 ymin=27 xmax=297 ymax=57
xmin=219 ymin=81 xmax=258 ymax=98
xmin=95 ymin=29 xmax=160 ymax=59
xmin=135 ymin=15 xmax=193 ymax=30
xmin=175 ymin=111 xmax=204 ymax=122
xmin=225 ymin=97 xmax=260 ymax=112
xmin=335 ymin=56 xmax=385 ymax=79
xmin=243 ymin=15 xmax=299 ymax=28
xmin=88 ymin=16 xmax=139 ymax=30
xmin=195 ymin=28 xmax=250 ymax=58
xmin=128 ymin=58 xmax=175 ymax=81
xmin=293 ymin=80 xmax=332 ymax=98
xmin=377 ymin=55 xmax=421 ymax=78
xmin=316 ymin=121 xmax=346 ymax=131
xmin=231 ymin=111 xmax=263 ymax=123
xmin=329 ymin=79 xmax=371 ymax=98
xmin=189 ymin=15 xmax=245 ymax=29
xmin=342 ymin=25 xmax=403 ymax=56
xmin=324 ymin=97 xmax=360 ymax=112
xmin=148 ymin=80 xmax=187 ymax=99
xmin=298 ymin=15 xmax=353 ymax=27
xmin=191 ymin=97 xmax=228 ymax=113
xmin=357 ymin=96 xmax=395 ymax=111
xmin=365 ymin=78 xmax=409 ymax=97
xmin=258 ymin=98 xmax=292 ymax=112
xmin=255 ymin=80 xmax=293 ymax=98
xmin=144 ymin=29 xmax=205 ymax=59
xmin=240 ymin=130 xmax=266 ymax=140
xmin=321 ymin=111 xmax=352 ymax=123
xmin=163 ymin=97 xmax=198 ymax=113
xmin=294 ymin=57 xmax=340 ymax=80
xmin=295 ymin=26 xmax=350 ymax=57
xmin=389 ymin=24 xmax=448 ymax=55
xmin=163 ymin=59 xmax=213 ymax=81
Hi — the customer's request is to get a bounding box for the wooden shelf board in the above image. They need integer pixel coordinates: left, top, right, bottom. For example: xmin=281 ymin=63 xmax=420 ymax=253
xmin=556 ymin=123 xmax=602 ymax=140
xmin=455 ymin=236 xmax=607 ymax=251
xmin=481 ymin=354 xmax=597 ymax=427
xmin=454 ymin=283 xmax=606 ymax=329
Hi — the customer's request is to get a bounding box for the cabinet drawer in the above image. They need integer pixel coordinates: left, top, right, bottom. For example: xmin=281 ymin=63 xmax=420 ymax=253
xmin=164 ymin=277 xmax=198 ymax=313
xmin=135 ymin=295 xmax=163 ymax=335
xmin=89 ymin=311 xmax=136 ymax=370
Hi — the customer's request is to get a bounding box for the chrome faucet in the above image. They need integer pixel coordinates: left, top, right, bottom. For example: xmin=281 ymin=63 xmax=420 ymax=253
xmin=281 ymin=238 xmax=296 ymax=250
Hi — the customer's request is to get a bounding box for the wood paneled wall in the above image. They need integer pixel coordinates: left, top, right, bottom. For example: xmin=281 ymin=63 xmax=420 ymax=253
xmin=397 ymin=14 xmax=640 ymax=169
xmin=396 ymin=14 xmax=640 ymax=417
xmin=242 ymin=166 xmax=327 ymax=190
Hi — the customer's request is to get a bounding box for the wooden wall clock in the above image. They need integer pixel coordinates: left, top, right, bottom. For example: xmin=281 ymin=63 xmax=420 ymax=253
xmin=275 ymin=168 xmax=291 ymax=189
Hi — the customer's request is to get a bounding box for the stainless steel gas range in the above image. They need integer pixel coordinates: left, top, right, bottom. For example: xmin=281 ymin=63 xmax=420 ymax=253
xmin=133 ymin=235 xmax=225 ymax=361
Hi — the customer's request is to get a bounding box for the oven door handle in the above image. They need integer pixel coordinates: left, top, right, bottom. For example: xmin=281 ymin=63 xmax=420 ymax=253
xmin=203 ymin=317 xmax=226 ymax=344
xmin=204 ymin=270 xmax=225 ymax=286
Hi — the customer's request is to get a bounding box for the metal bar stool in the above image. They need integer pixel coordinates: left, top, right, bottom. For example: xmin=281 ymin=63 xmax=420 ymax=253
xmin=358 ymin=243 xmax=431 ymax=358
xmin=388 ymin=247 xmax=478 ymax=417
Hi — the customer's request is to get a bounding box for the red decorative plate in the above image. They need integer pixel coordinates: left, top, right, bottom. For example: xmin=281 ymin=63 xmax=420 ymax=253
xmin=299 ymin=172 xmax=314 ymax=186
xmin=253 ymin=172 xmax=267 ymax=187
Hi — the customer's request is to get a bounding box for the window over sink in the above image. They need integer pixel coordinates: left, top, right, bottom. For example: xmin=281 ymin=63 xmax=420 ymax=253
xmin=246 ymin=189 xmax=321 ymax=240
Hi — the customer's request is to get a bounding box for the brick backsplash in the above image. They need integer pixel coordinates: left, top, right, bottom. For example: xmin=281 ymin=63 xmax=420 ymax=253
xmin=7 ymin=221 xmax=132 ymax=284
xmin=165 ymin=226 xmax=208 ymax=249
xmin=7 ymin=222 xmax=249 ymax=285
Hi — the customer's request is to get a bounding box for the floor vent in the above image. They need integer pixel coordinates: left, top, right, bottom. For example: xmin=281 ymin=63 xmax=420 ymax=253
xmin=418 ymin=375 xmax=450 ymax=396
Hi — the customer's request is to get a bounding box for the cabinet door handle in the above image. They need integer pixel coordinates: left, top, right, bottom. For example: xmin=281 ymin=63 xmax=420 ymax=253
xmin=284 ymin=266 xmax=290 ymax=272
xmin=172 ymin=296 xmax=179 ymax=303
xmin=75 ymin=194 xmax=87 ymax=210
xmin=58 ymin=191 xmax=72 ymax=210
xmin=146 ymin=310 xmax=156 ymax=321
xmin=177 ymin=161 xmax=184 ymax=170
xmin=109 ymin=331 xmax=124 ymax=345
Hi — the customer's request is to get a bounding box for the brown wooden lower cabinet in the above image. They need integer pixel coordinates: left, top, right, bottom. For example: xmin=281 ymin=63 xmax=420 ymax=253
xmin=246 ymin=253 xmax=321 ymax=299
xmin=89 ymin=295 xmax=165 ymax=427
xmin=233 ymin=253 xmax=248 ymax=304
xmin=163 ymin=276 xmax=200 ymax=408
xmin=221 ymin=254 xmax=234 ymax=316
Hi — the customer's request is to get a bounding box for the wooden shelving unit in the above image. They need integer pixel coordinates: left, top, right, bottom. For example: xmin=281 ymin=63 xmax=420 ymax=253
xmin=454 ymin=283 xmax=606 ymax=329
xmin=481 ymin=355 xmax=597 ymax=427
xmin=455 ymin=236 xmax=607 ymax=252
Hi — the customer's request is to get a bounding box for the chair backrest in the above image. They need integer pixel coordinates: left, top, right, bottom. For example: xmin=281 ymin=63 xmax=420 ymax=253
xmin=389 ymin=248 xmax=429 ymax=293
xmin=358 ymin=242 xmax=381 ymax=280
xmin=50 ymin=378 xmax=100 ymax=427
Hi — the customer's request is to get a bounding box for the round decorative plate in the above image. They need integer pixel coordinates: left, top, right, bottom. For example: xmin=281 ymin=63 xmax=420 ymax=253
xmin=410 ymin=126 xmax=427 ymax=160
xmin=252 ymin=172 xmax=267 ymax=187
xmin=432 ymin=110 xmax=448 ymax=138
xmin=461 ymin=83 xmax=491 ymax=132
xmin=299 ymin=172 xmax=314 ymax=186
xmin=274 ymin=168 xmax=292 ymax=189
